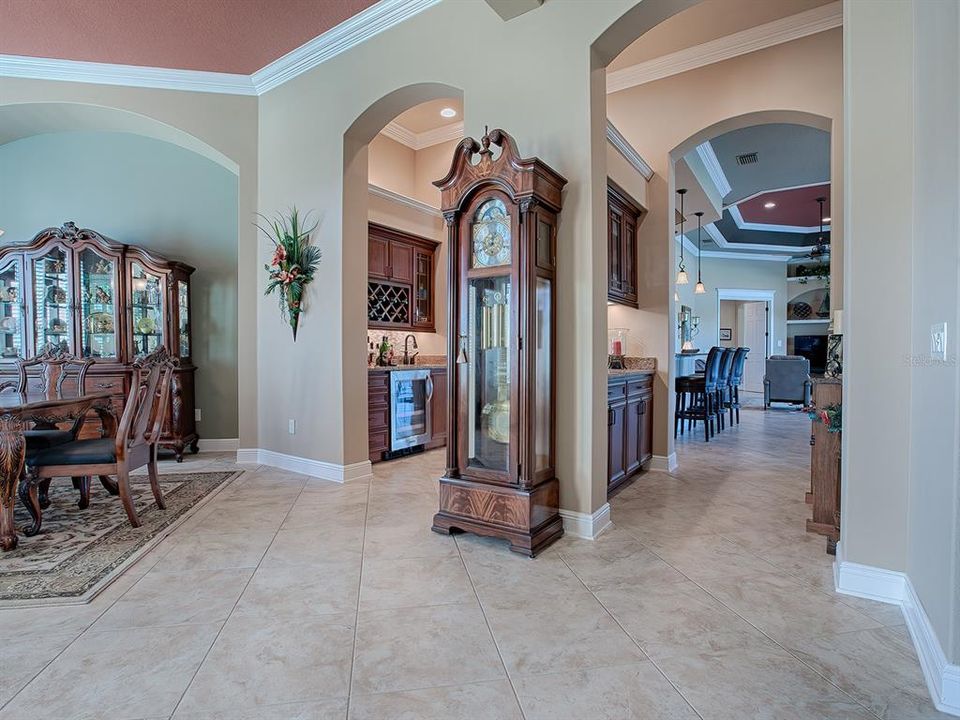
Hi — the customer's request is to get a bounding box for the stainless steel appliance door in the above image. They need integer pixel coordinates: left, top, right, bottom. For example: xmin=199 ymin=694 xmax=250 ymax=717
xmin=390 ymin=369 xmax=434 ymax=451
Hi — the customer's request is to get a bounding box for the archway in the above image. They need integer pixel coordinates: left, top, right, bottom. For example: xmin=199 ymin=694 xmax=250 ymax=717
xmin=0 ymin=101 xmax=245 ymax=449
xmin=340 ymin=83 xmax=465 ymax=467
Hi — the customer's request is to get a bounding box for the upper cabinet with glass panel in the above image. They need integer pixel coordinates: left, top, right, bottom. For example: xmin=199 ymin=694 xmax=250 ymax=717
xmin=0 ymin=259 xmax=25 ymax=360
xmin=32 ymin=247 xmax=73 ymax=354
xmin=177 ymin=280 xmax=190 ymax=359
xmin=129 ymin=262 xmax=165 ymax=356
xmin=471 ymin=198 xmax=512 ymax=268
xmin=79 ymin=248 xmax=119 ymax=360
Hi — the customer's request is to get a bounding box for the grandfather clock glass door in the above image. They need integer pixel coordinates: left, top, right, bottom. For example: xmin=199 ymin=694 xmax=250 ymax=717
xmin=460 ymin=194 xmax=519 ymax=484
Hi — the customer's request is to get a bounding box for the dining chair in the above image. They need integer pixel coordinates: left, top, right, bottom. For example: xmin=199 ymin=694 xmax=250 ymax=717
xmin=20 ymin=347 xmax=175 ymax=533
xmin=14 ymin=343 xmax=95 ymax=448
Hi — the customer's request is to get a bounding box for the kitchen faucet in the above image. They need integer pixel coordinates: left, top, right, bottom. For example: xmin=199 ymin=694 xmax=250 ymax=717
xmin=403 ymin=334 xmax=418 ymax=365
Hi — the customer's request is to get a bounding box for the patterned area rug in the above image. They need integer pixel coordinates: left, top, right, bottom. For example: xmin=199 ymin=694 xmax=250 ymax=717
xmin=0 ymin=470 xmax=241 ymax=607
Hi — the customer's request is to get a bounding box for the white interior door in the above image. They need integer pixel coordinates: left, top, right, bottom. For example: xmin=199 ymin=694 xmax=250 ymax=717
xmin=741 ymin=301 xmax=767 ymax=392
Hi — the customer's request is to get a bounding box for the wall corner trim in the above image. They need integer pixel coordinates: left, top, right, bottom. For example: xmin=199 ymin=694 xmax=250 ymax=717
xmin=560 ymin=503 xmax=612 ymax=540
xmin=649 ymin=453 xmax=678 ymax=472
xmin=606 ymin=120 xmax=654 ymax=181
xmin=605 ymin=1 xmax=842 ymax=92
xmin=836 ymin=560 xmax=960 ymax=716
xmin=235 ymin=448 xmax=373 ymax=483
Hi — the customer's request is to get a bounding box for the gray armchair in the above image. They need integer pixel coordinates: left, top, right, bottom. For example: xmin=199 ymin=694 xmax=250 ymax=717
xmin=763 ymin=355 xmax=812 ymax=408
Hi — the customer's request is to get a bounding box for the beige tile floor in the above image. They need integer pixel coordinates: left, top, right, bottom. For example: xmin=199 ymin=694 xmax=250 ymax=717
xmin=0 ymin=401 xmax=950 ymax=719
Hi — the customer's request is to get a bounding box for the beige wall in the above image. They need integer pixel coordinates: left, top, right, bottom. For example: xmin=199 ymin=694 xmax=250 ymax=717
xmin=843 ymin=0 xmax=960 ymax=665
xmin=368 ymin=135 xmax=416 ymax=197
xmin=257 ymin=0 xmax=691 ymax=516
xmin=0 ymin=77 xmax=259 ymax=449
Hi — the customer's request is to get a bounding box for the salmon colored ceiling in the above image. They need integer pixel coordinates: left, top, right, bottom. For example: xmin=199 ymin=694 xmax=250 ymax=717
xmin=0 ymin=0 xmax=379 ymax=74
xmin=738 ymin=184 xmax=831 ymax=227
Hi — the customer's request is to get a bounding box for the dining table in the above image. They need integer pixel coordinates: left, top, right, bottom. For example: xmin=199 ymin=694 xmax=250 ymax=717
xmin=0 ymin=388 xmax=115 ymax=551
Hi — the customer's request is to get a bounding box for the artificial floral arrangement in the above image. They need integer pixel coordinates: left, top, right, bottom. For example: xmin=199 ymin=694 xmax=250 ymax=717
xmin=258 ymin=207 xmax=321 ymax=341
xmin=806 ymin=402 xmax=842 ymax=433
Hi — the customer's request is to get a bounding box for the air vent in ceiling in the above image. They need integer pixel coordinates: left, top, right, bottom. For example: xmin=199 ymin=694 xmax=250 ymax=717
xmin=735 ymin=152 xmax=758 ymax=166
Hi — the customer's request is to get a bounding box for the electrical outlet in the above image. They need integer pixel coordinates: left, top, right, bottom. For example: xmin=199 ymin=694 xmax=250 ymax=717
xmin=931 ymin=323 xmax=947 ymax=361
xmin=195 ymin=408 xmax=202 ymax=422
xmin=288 ymin=419 xmax=296 ymax=435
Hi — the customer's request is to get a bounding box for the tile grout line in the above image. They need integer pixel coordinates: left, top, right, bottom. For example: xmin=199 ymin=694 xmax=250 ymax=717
xmin=453 ymin=536 xmax=528 ymax=720
xmin=0 ymin=464 xmax=244 ymax=715
xmin=344 ymin=470 xmax=374 ymax=718
xmin=613 ymin=521 xmax=885 ymax=720
xmin=555 ymin=551 xmax=706 ymax=720
xmin=166 ymin=470 xmax=310 ymax=719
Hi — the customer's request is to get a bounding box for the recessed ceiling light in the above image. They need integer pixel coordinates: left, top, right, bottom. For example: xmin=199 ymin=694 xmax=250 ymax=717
xmin=764 ymin=201 xmax=777 ymax=209
xmin=440 ymin=107 xmax=457 ymax=118
xmin=822 ymin=216 xmax=831 ymax=222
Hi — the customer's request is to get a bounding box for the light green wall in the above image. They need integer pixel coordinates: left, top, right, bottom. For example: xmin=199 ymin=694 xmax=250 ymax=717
xmin=0 ymin=131 xmax=239 ymax=439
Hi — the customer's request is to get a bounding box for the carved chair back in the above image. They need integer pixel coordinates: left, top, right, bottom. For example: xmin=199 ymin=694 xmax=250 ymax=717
xmin=114 ymin=347 xmax=175 ymax=461
xmin=15 ymin=343 xmax=94 ymax=397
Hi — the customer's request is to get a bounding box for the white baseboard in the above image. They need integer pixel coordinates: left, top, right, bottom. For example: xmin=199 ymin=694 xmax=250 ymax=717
xmin=197 ymin=438 xmax=240 ymax=453
xmin=560 ymin=503 xmax=612 ymax=540
xmin=835 ymin=560 xmax=906 ymax=604
xmin=649 ymin=453 xmax=678 ymax=472
xmin=234 ymin=448 xmax=373 ymax=483
xmin=836 ymin=559 xmax=960 ymax=716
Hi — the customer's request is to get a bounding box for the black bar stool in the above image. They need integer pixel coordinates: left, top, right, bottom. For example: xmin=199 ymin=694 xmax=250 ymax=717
xmin=675 ymin=346 xmax=722 ymax=442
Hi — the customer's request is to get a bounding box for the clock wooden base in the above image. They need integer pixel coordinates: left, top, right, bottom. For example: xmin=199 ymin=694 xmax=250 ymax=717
xmin=431 ymin=476 xmax=563 ymax=557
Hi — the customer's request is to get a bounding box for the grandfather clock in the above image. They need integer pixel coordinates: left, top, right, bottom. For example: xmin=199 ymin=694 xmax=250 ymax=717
xmin=431 ymin=128 xmax=567 ymax=557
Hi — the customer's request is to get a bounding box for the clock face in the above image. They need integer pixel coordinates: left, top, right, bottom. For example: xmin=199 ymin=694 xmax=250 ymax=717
xmin=471 ymin=199 xmax=512 ymax=268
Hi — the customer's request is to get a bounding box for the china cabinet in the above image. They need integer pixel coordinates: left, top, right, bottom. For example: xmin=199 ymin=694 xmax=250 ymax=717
xmin=0 ymin=222 xmax=198 ymax=460
xmin=431 ymin=128 xmax=567 ymax=557
xmin=367 ymin=223 xmax=438 ymax=332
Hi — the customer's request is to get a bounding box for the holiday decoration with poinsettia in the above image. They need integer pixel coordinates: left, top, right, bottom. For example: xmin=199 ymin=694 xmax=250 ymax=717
xmin=258 ymin=208 xmax=321 ymax=340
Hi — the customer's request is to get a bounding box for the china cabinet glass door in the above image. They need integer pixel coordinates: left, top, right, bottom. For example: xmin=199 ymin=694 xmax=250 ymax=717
xmin=78 ymin=249 xmax=119 ymax=359
xmin=0 ymin=260 xmax=25 ymax=360
xmin=32 ymin=247 xmax=73 ymax=353
xmin=129 ymin=262 xmax=164 ymax=356
xmin=177 ymin=280 xmax=190 ymax=358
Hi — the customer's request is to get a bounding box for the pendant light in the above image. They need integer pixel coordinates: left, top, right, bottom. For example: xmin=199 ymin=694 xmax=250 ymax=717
xmin=676 ymin=188 xmax=689 ymax=285
xmin=815 ymin=196 xmax=828 ymax=256
xmin=694 ymin=211 xmax=706 ymax=294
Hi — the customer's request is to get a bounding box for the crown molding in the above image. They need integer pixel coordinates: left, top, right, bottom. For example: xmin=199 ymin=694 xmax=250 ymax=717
xmin=253 ymin=0 xmax=442 ymax=94
xmin=701 ymin=250 xmax=791 ymax=262
xmin=0 ymin=54 xmax=257 ymax=95
xmin=369 ymin=184 xmax=441 ymax=218
xmin=728 ymin=203 xmax=830 ymax=234
xmin=695 ymin=141 xmax=732 ymax=198
xmin=0 ymin=0 xmax=440 ymax=96
xmin=705 ymin=221 xmax=814 ymax=254
xmin=606 ymin=1 xmax=842 ymax=93
xmin=381 ymin=120 xmax=462 ymax=150
xmin=606 ymin=120 xmax=654 ymax=181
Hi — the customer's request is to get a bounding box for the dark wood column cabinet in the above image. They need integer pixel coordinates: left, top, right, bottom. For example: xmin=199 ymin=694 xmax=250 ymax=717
xmin=368 ymin=223 xmax=438 ymax=331
xmin=0 ymin=222 xmax=198 ymax=460
xmin=608 ymin=372 xmax=653 ymax=495
xmin=806 ymin=378 xmax=841 ymax=553
xmin=607 ymin=181 xmax=645 ymax=309
xmin=425 ymin=367 xmax=447 ymax=450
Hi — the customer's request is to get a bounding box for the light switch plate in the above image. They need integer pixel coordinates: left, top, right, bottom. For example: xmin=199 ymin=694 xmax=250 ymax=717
xmin=288 ymin=419 xmax=296 ymax=435
xmin=931 ymin=323 xmax=947 ymax=361
xmin=195 ymin=408 xmax=202 ymax=422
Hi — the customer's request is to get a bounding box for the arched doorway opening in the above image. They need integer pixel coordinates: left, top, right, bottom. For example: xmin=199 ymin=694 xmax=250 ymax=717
xmin=341 ymin=83 xmax=464 ymax=469
xmin=0 ymin=101 xmax=244 ymax=451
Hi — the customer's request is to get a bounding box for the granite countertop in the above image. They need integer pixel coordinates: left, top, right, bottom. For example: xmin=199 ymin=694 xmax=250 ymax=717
xmin=608 ymin=368 xmax=656 ymax=377
xmin=368 ymin=363 xmax=446 ymax=371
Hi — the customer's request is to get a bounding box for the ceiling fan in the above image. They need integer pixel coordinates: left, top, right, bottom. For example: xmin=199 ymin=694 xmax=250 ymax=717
xmin=789 ymin=196 xmax=830 ymax=261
